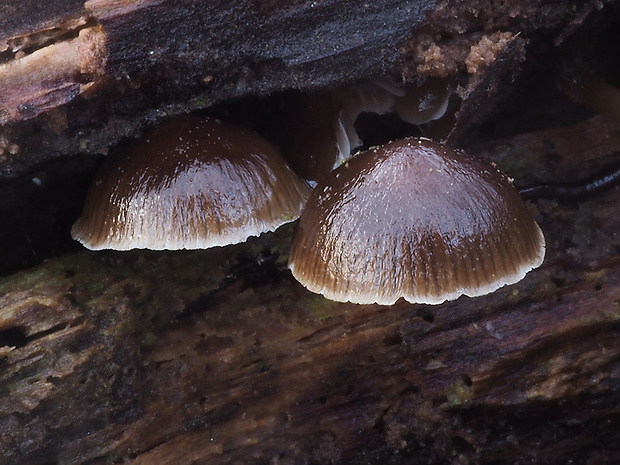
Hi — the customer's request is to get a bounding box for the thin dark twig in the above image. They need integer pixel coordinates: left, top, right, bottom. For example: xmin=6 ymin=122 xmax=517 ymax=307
xmin=518 ymin=163 xmax=620 ymax=201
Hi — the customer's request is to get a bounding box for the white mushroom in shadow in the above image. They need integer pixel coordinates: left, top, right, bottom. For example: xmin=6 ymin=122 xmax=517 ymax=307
xmin=269 ymin=78 xmax=457 ymax=183
xmin=288 ymin=137 xmax=545 ymax=305
xmin=267 ymin=83 xmax=400 ymax=184
xmin=72 ymin=116 xmax=311 ymax=250
xmin=394 ymin=77 xmax=455 ymax=126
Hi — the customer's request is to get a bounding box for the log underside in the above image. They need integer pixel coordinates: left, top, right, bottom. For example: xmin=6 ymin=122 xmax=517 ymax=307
xmin=1 ymin=1 xmax=620 ymax=464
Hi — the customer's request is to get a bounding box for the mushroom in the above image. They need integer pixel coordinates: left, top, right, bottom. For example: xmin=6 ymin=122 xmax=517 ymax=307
xmin=288 ymin=137 xmax=545 ymax=305
xmin=571 ymin=73 xmax=620 ymax=127
xmin=394 ymin=77 xmax=455 ymax=126
xmin=270 ymin=79 xmax=458 ymax=184
xmin=268 ymin=82 xmax=403 ymax=183
xmin=72 ymin=116 xmax=311 ymax=250
xmin=264 ymin=91 xmax=344 ymax=184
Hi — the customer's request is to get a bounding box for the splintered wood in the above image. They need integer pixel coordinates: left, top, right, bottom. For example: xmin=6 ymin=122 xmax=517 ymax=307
xmin=0 ymin=21 xmax=106 ymax=125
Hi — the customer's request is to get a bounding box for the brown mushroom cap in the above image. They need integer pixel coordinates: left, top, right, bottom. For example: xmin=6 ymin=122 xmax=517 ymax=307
xmin=72 ymin=116 xmax=310 ymax=250
xmin=288 ymin=137 xmax=545 ymax=305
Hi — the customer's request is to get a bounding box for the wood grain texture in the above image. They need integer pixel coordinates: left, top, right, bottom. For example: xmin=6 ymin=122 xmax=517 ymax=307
xmin=0 ymin=0 xmax=437 ymax=177
xmin=1 ymin=164 xmax=619 ymax=463
xmin=0 ymin=0 xmax=606 ymax=178
xmin=1 ymin=1 xmax=620 ymax=463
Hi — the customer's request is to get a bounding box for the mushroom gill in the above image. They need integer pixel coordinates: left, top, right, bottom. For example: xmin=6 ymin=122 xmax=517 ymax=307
xmin=288 ymin=137 xmax=545 ymax=305
xmin=72 ymin=116 xmax=311 ymax=250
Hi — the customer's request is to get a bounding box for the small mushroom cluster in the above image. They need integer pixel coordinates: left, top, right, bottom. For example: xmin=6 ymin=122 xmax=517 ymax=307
xmin=263 ymin=79 xmax=456 ymax=183
xmin=73 ymin=90 xmax=545 ymax=305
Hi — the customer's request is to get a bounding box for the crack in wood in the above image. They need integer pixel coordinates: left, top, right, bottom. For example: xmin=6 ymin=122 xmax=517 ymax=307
xmin=0 ymin=15 xmax=98 ymax=64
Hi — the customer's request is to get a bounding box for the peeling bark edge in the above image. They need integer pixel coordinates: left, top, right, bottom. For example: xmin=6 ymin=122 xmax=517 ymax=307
xmin=1 ymin=0 xmax=609 ymax=179
xmin=0 ymin=0 xmax=438 ymax=178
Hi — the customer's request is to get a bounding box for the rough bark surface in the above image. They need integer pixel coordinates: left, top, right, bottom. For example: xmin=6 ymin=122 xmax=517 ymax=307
xmin=2 ymin=155 xmax=620 ymax=464
xmin=0 ymin=0 xmax=606 ymax=177
xmin=1 ymin=0 xmax=620 ymax=464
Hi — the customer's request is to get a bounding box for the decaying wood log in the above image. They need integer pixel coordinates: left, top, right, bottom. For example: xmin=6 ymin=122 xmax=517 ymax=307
xmin=1 ymin=143 xmax=620 ymax=463
xmin=2 ymin=0 xmax=620 ymax=464
xmin=1 ymin=0 xmax=438 ymax=177
xmin=0 ymin=0 xmax=609 ymax=177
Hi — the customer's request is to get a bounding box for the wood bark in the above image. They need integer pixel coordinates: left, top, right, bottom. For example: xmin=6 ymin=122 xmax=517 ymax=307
xmin=0 ymin=0 xmax=604 ymax=177
xmin=1 ymin=1 xmax=620 ymax=464
xmin=2 ymin=149 xmax=620 ymax=463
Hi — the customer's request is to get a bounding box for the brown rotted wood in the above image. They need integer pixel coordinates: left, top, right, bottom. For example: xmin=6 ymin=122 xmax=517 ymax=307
xmin=1 ymin=1 xmax=620 ymax=464
xmin=0 ymin=0 xmax=606 ymax=178
xmin=1 ymin=113 xmax=620 ymax=463
xmin=0 ymin=0 xmax=438 ymax=177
